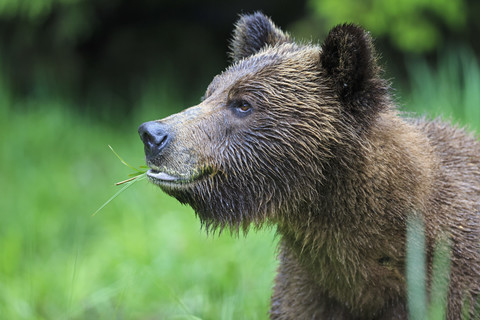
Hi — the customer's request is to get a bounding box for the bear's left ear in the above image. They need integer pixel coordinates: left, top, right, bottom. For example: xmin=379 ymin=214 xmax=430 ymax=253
xmin=320 ymin=24 xmax=386 ymax=109
xmin=229 ymin=12 xmax=291 ymax=62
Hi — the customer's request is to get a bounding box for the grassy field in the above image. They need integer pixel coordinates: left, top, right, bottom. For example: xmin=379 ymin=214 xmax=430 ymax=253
xmin=0 ymin=84 xmax=278 ymax=319
xmin=0 ymin=49 xmax=478 ymax=319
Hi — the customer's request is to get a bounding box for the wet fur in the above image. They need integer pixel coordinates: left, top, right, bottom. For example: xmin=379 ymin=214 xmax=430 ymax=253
xmin=143 ymin=12 xmax=480 ymax=319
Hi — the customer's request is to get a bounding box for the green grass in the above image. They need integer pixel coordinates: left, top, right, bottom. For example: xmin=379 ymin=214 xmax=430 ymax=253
xmin=406 ymin=216 xmax=452 ymax=320
xmin=0 ymin=92 xmax=277 ymax=319
xmin=402 ymin=47 xmax=480 ymax=132
xmin=0 ymin=48 xmax=479 ymax=319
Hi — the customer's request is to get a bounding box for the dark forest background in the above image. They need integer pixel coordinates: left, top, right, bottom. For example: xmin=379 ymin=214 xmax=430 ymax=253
xmin=1 ymin=0 xmax=479 ymax=117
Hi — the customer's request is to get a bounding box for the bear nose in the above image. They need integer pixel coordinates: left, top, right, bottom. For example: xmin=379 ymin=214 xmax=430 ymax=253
xmin=138 ymin=121 xmax=171 ymax=159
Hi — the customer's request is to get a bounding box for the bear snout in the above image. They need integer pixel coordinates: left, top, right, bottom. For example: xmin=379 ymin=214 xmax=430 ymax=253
xmin=138 ymin=121 xmax=171 ymax=160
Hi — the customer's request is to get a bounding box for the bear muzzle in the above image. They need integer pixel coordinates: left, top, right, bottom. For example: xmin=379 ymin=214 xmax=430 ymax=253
xmin=138 ymin=117 xmax=215 ymax=187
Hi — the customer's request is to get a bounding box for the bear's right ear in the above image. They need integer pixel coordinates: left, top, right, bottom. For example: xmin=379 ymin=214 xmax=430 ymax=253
xmin=229 ymin=12 xmax=290 ymax=62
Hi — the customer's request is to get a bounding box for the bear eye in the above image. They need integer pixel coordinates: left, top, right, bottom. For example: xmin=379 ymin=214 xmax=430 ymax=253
xmin=230 ymin=99 xmax=253 ymax=117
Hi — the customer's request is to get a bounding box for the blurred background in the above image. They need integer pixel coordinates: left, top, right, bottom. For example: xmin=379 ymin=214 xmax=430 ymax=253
xmin=0 ymin=0 xmax=479 ymax=319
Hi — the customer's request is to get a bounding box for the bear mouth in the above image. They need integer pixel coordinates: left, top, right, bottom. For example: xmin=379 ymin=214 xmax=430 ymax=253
xmin=146 ymin=165 xmax=213 ymax=187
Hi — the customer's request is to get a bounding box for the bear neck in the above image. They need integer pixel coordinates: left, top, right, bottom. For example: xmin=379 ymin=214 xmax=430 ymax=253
xmin=275 ymin=110 xmax=435 ymax=293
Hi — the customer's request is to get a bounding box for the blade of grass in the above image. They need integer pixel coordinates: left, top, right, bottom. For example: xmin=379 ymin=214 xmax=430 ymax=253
xmin=428 ymin=238 xmax=452 ymax=319
xmin=108 ymin=144 xmax=145 ymax=174
xmin=92 ymin=173 xmax=147 ymax=216
xmin=407 ymin=215 xmax=428 ymax=320
xmin=116 ymin=176 xmax=138 ymax=185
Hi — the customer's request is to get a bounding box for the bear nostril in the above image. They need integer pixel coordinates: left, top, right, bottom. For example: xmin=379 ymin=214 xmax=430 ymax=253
xmin=158 ymin=133 xmax=168 ymax=148
xmin=141 ymin=132 xmax=152 ymax=149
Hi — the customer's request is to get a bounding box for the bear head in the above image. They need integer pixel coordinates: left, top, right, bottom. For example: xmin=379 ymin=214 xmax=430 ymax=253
xmin=138 ymin=12 xmax=390 ymax=233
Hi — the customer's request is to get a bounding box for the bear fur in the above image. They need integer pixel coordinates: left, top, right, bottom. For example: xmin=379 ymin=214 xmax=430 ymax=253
xmin=139 ymin=12 xmax=480 ymax=319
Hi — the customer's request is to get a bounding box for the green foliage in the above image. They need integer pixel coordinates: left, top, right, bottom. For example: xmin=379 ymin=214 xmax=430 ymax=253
xmin=428 ymin=240 xmax=452 ymax=319
xmin=309 ymin=0 xmax=466 ymax=52
xmin=406 ymin=216 xmax=428 ymax=319
xmin=406 ymin=216 xmax=452 ymax=320
xmin=0 ymin=91 xmax=277 ymax=319
xmin=0 ymin=0 xmax=81 ymax=19
xmin=403 ymin=47 xmax=480 ymax=133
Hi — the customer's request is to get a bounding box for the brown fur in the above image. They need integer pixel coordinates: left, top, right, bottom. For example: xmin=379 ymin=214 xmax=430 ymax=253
xmin=139 ymin=12 xmax=480 ymax=319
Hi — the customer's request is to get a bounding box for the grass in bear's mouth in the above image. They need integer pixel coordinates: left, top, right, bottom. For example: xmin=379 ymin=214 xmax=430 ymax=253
xmin=108 ymin=145 xmax=147 ymax=185
xmin=92 ymin=145 xmax=147 ymax=216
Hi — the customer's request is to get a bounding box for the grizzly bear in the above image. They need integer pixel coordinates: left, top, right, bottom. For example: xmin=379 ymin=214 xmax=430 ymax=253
xmin=138 ymin=12 xmax=480 ymax=319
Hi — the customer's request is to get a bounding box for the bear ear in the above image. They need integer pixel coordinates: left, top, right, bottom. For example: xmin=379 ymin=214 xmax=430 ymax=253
xmin=229 ymin=12 xmax=291 ymax=62
xmin=320 ymin=24 xmax=385 ymax=106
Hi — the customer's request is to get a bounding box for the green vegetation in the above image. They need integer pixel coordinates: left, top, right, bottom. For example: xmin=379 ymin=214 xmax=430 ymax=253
xmin=406 ymin=216 xmax=452 ymax=320
xmin=0 ymin=86 xmax=277 ymax=319
xmin=406 ymin=216 xmax=428 ymax=320
xmin=403 ymin=48 xmax=480 ymax=132
xmin=0 ymin=47 xmax=478 ymax=319
xmin=309 ymin=0 xmax=466 ymax=52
